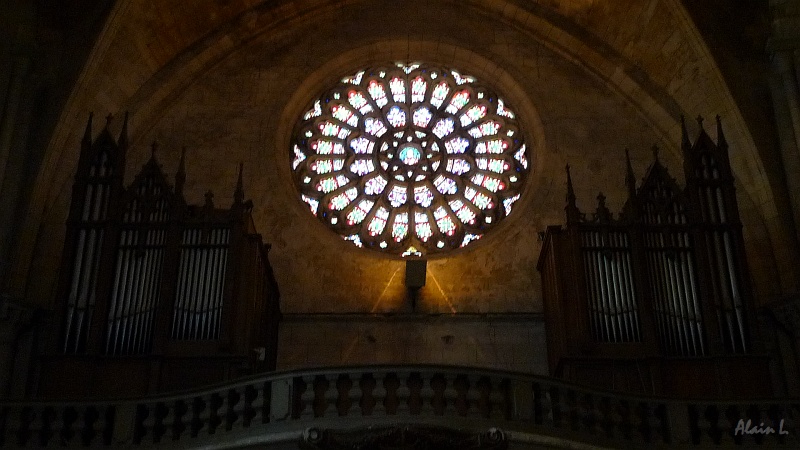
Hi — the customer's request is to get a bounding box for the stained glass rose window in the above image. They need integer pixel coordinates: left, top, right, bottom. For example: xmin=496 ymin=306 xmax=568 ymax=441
xmin=291 ymin=63 xmax=530 ymax=257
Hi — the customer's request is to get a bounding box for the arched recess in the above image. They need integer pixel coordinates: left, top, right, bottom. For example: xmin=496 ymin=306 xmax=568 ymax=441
xmin=11 ymin=0 xmax=787 ymax=304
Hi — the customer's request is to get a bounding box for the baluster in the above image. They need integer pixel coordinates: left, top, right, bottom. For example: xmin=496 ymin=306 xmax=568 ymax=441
xmin=419 ymin=372 xmax=435 ymax=415
xmin=429 ymin=373 xmax=446 ymax=415
xmin=465 ymin=374 xmax=482 ymax=418
xmin=190 ymin=396 xmax=207 ymax=437
xmin=295 ymin=376 xmax=314 ymax=419
xmin=651 ymin=403 xmax=670 ymax=444
xmin=732 ymin=404 xmax=756 ymax=446
xmin=598 ymin=396 xmax=615 ymax=439
xmin=241 ymin=384 xmax=259 ymax=427
xmin=207 ymin=393 xmax=223 ymax=434
xmin=14 ymin=406 xmax=33 ymax=447
xmin=93 ymin=405 xmax=114 ymax=446
xmin=532 ymin=382 xmax=547 ymax=426
xmin=225 ymin=388 xmax=244 ymax=431
xmin=565 ymin=389 xmax=579 ymax=430
xmin=31 ymin=405 xmax=53 ymax=447
xmin=309 ymin=375 xmax=330 ymax=418
xmin=132 ymin=404 xmax=151 ymax=445
xmin=347 ymin=373 xmax=365 ymax=416
xmin=151 ymin=402 xmax=168 ymax=443
xmin=335 ymin=374 xmax=353 ymax=416
xmin=440 ymin=374 xmax=456 ymax=417
xmin=490 ymin=378 xmax=509 ymax=420
xmin=405 ymin=372 xmax=423 ymax=415
xmin=634 ymin=401 xmax=652 ymax=443
xmin=451 ymin=374 xmax=468 ymax=417
xmin=381 ymin=372 xmax=401 ymax=415
xmin=322 ymin=375 xmax=338 ymax=417
xmin=547 ymin=385 xmax=563 ymax=427
xmin=581 ymin=393 xmax=602 ymax=435
xmin=365 ymin=372 xmax=380 ymax=416
xmin=171 ymin=400 xmax=188 ymax=441
xmin=704 ymin=404 xmax=724 ymax=445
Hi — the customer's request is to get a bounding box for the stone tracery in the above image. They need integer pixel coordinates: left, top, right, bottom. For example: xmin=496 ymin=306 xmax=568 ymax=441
xmin=291 ymin=63 xmax=530 ymax=256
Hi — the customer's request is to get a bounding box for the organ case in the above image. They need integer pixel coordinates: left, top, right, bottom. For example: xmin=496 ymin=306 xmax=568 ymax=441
xmin=538 ymin=117 xmax=770 ymax=399
xmin=40 ymin=114 xmax=280 ymax=398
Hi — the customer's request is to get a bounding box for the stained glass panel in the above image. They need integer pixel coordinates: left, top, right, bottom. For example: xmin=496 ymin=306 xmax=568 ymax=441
xmin=292 ymin=64 xmax=530 ymax=256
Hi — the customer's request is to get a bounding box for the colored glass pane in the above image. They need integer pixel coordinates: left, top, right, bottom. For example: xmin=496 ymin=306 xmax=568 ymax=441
xmin=468 ymin=121 xmax=501 ymax=138
xmin=350 ymin=137 xmax=374 ymax=154
xmin=445 ymin=137 xmax=469 ymax=154
xmin=390 ymin=77 xmax=406 ymax=103
xmin=432 ymin=118 xmax=454 ymax=138
xmin=446 ymin=158 xmax=470 ymax=175
xmin=503 ymin=194 xmax=521 ymax=216
xmin=413 ymin=107 xmax=433 ymax=127
xmin=445 ymin=90 xmax=470 ymax=114
xmin=415 ymin=212 xmax=433 ymax=241
xmin=332 ymin=104 xmax=358 ymax=127
xmin=514 ymin=145 xmax=528 ymax=169
xmin=430 ymin=82 xmax=450 ymax=109
xmin=386 ymin=106 xmax=406 ymax=128
xmin=399 ymin=146 xmax=421 ymax=165
xmin=350 ymin=159 xmax=375 ymax=176
xmin=476 ymin=157 xmax=507 ymax=173
xmin=347 ymin=199 xmax=375 ymax=225
xmin=388 ymin=185 xmax=407 ymax=207
xmin=460 ymin=104 xmax=487 ymax=127
xmin=368 ymin=80 xmax=388 ymax=107
xmin=434 ymin=174 xmax=458 ymax=195
xmin=475 ymin=139 xmax=507 ymax=154
xmin=292 ymin=145 xmax=306 ymax=170
xmin=411 ymin=77 xmax=427 ymax=102
xmin=364 ymin=118 xmax=388 ymax=137
xmin=414 ymin=185 xmax=434 ymax=207
xmin=367 ymin=207 xmax=389 ymax=235
xmin=434 ymin=206 xmax=456 ymax=235
xmin=392 ymin=212 xmax=409 ymax=241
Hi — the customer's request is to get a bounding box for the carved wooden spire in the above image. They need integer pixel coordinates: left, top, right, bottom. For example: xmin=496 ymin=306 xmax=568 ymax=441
xmin=149 ymin=141 xmax=158 ymax=162
xmin=622 ymin=149 xmax=639 ymax=222
xmin=82 ymin=112 xmax=93 ymax=149
xmin=680 ymin=115 xmax=691 ymax=152
xmin=565 ymin=164 xmax=580 ymax=224
xmin=175 ymin=147 xmax=186 ymax=196
xmin=234 ymin=162 xmax=244 ymax=206
xmin=716 ymin=114 xmax=728 ymax=151
xmin=625 ymin=149 xmax=636 ymax=200
xmin=118 ymin=111 xmax=129 ymax=150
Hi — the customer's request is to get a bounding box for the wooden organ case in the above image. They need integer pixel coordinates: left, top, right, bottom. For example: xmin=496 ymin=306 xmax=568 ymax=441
xmin=38 ymin=114 xmax=280 ymax=398
xmin=537 ymin=117 xmax=772 ymax=399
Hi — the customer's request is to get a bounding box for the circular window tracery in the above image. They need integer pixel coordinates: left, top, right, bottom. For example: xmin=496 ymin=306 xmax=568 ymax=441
xmin=291 ymin=63 xmax=530 ymax=257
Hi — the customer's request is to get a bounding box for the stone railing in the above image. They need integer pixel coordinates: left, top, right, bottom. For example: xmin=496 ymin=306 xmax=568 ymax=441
xmin=0 ymin=365 xmax=797 ymax=448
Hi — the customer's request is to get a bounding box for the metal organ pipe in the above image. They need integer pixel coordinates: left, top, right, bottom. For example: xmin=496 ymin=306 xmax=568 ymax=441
xmin=582 ymin=235 xmax=599 ymax=341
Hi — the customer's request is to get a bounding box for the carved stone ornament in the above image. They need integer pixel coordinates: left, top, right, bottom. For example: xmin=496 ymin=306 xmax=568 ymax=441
xmin=298 ymin=425 xmax=508 ymax=450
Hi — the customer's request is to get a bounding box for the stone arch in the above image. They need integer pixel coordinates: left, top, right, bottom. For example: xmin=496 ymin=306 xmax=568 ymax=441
xmin=12 ymin=0 xmax=786 ymax=302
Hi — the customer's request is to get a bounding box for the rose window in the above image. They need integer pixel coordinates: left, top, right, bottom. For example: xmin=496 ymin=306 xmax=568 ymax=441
xmin=291 ymin=63 xmax=530 ymax=257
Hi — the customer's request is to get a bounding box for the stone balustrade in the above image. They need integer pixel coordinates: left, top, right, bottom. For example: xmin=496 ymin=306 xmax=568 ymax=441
xmin=0 ymin=365 xmax=797 ymax=448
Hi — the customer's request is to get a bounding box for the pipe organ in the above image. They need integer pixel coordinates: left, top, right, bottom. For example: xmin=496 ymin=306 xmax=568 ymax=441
xmin=538 ymin=117 xmax=771 ymax=399
xmin=41 ymin=114 xmax=280 ymax=398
